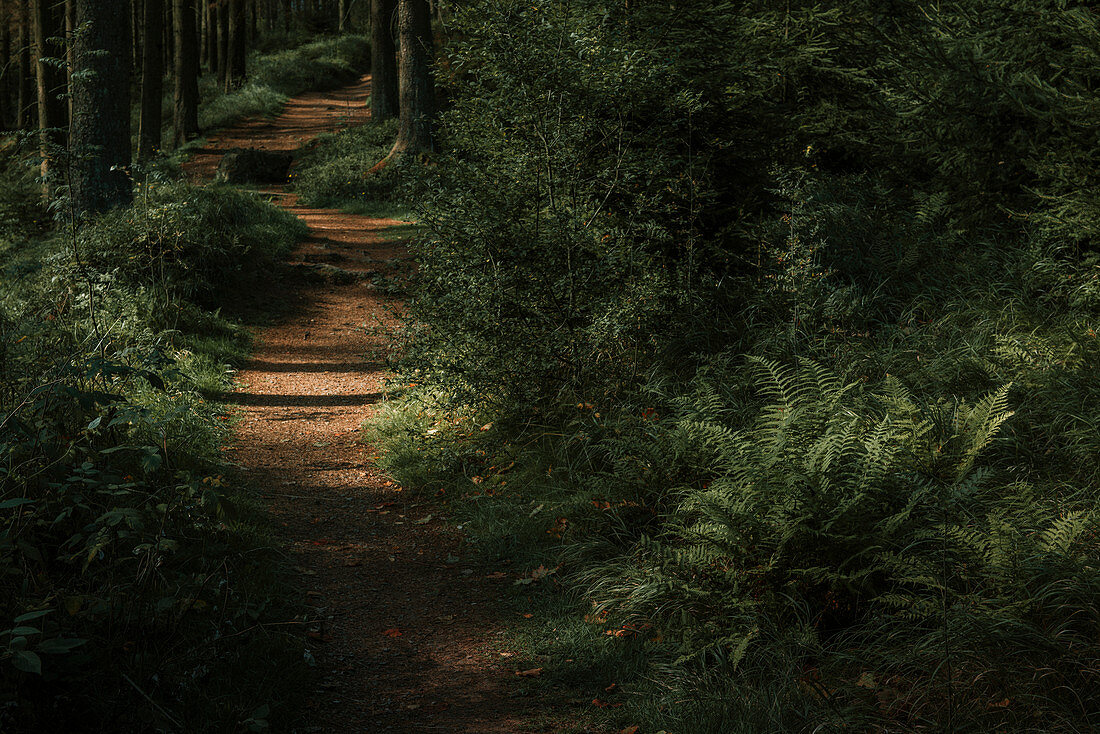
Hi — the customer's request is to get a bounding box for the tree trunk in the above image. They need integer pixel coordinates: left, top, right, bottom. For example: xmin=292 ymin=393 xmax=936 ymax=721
xmin=370 ymin=0 xmax=397 ymax=122
xmin=0 ymin=10 xmax=11 ymax=131
xmin=225 ymin=0 xmax=245 ymax=90
xmin=198 ymin=0 xmax=207 ymax=69
xmin=173 ymin=0 xmax=199 ymax=146
xmin=390 ymin=0 xmax=433 ymax=154
xmin=138 ymin=0 xmax=164 ymax=161
xmin=34 ymin=0 xmax=68 ymax=181
xmin=204 ymin=0 xmax=217 ymax=73
xmin=16 ymin=0 xmax=34 ymax=129
xmin=70 ymin=0 xmax=132 ymax=216
xmin=216 ymin=0 xmax=228 ymax=87
xmin=337 ymin=0 xmax=346 ymax=32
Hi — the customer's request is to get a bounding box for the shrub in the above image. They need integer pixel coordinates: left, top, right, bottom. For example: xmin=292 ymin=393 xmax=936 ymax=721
xmin=0 ymin=179 xmax=309 ymax=731
xmin=291 ymin=118 xmax=405 ymax=210
xmin=76 ymin=181 xmax=306 ymax=303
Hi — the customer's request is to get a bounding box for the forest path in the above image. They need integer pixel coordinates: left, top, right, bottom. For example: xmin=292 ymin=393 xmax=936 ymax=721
xmin=184 ymin=76 xmax=555 ymax=733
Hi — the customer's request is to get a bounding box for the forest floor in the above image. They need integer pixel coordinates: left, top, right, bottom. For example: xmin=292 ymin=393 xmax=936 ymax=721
xmin=184 ymin=77 xmax=587 ymax=733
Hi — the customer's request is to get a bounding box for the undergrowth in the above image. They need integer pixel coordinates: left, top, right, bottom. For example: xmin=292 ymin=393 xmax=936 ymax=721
xmin=0 ymin=162 xmax=311 ymax=730
xmin=291 ymin=118 xmax=410 ymax=216
xmin=367 ymin=2 xmax=1100 ymax=732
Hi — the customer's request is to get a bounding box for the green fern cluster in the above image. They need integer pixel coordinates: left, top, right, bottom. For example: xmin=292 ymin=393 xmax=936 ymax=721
xmin=595 ymin=360 xmax=1100 ymax=730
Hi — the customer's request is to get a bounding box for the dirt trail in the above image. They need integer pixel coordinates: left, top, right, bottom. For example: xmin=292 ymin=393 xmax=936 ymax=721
xmin=186 ymin=76 xmax=549 ymax=733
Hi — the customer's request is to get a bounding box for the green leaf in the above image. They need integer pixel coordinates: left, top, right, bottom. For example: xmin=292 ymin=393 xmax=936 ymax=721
xmin=0 ymin=498 xmax=33 ymax=510
xmin=37 ymin=637 xmax=87 ymax=655
xmin=140 ymin=450 xmax=163 ymax=474
xmin=14 ymin=610 xmax=51 ymax=624
xmin=7 ymin=627 xmax=41 ymax=637
xmin=10 ymin=650 xmax=42 ymax=675
xmin=86 ymin=416 xmax=102 ymax=430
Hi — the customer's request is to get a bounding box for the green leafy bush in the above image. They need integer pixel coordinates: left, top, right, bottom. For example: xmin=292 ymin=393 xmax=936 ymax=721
xmin=0 ymin=182 xmax=309 ymax=730
xmin=374 ymin=1 xmax=1100 ymax=731
xmin=76 ymin=181 xmax=305 ymax=302
xmin=291 ymin=118 xmax=404 ymax=211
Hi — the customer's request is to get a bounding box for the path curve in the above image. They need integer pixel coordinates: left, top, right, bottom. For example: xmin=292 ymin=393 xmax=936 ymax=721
xmin=187 ymin=75 xmax=540 ymax=733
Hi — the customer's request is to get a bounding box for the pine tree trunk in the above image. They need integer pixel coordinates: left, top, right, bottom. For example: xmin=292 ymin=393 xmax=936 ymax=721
xmin=205 ymin=1 xmax=217 ymax=73
xmin=16 ymin=0 xmax=34 ymax=129
xmin=34 ymin=0 xmax=68 ymax=181
xmin=70 ymin=0 xmax=132 ymax=216
xmin=138 ymin=0 xmax=164 ymax=161
xmin=0 ymin=12 xmax=11 ymax=131
xmin=370 ymin=0 xmax=397 ymax=122
xmin=173 ymin=0 xmax=199 ymax=146
xmin=198 ymin=0 xmax=208 ymax=68
xmin=226 ymin=0 xmax=245 ymax=90
xmin=217 ymin=0 xmax=228 ymax=87
xmin=390 ymin=0 xmax=433 ymax=154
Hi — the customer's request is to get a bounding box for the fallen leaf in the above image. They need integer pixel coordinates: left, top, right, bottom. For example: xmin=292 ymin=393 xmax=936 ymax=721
xmin=515 ymin=668 xmax=542 ymax=677
xmin=605 ymin=683 xmax=618 ymax=693
xmin=486 ymin=571 xmax=508 ymax=579
xmin=382 ymin=628 xmax=402 ymax=638
xmin=620 ymin=727 xmax=640 ymax=734
xmin=414 ymin=515 xmax=433 ymax=524
xmin=480 ymin=423 xmax=493 ymax=431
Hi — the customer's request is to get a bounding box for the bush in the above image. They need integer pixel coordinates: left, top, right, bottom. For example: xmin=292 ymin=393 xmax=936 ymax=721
xmin=77 ymin=181 xmax=305 ymax=303
xmin=291 ymin=118 xmax=405 ymax=211
xmin=374 ymin=1 xmax=1100 ymax=731
xmin=0 ymin=182 xmax=309 ymax=731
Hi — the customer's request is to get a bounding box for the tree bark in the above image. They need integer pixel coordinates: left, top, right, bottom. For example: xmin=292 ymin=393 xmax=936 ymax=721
xmin=204 ymin=0 xmax=216 ymax=73
xmin=390 ymin=0 xmax=433 ymax=154
xmin=225 ymin=0 xmax=244 ymax=90
xmin=70 ymin=0 xmax=132 ymax=216
xmin=370 ymin=0 xmax=397 ymax=122
xmin=138 ymin=0 xmax=164 ymax=161
xmin=0 ymin=9 xmax=11 ymax=130
xmin=216 ymin=0 xmax=227 ymax=87
xmin=34 ymin=0 xmax=67 ymax=180
xmin=16 ymin=0 xmax=34 ymax=129
xmin=172 ymin=0 xmax=199 ymax=146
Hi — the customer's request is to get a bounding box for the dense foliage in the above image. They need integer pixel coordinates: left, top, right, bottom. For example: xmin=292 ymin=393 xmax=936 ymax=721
xmin=375 ymin=1 xmax=1100 ymax=731
xmin=0 ymin=153 xmax=309 ymax=730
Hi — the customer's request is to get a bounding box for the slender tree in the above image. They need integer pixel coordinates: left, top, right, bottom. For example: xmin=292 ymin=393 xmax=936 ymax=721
xmin=138 ymin=0 xmax=164 ymax=161
xmin=370 ymin=0 xmax=397 ymax=122
xmin=172 ymin=0 xmax=199 ymax=146
xmin=16 ymin=0 xmax=33 ymax=129
xmin=33 ymin=0 xmax=67 ymax=180
xmin=225 ymin=0 xmax=244 ymax=89
xmin=70 ymin=0 xmax=131 ymax=215
xmin=0 ymin=6 xmax=11 ymax=130
xmin=216 ymin=0 xmax=227 ymax=87
xmin=390 ymin=0 xmax=433 ymax=154
xmin=204 ymin=0 xmax=216 ymax=73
